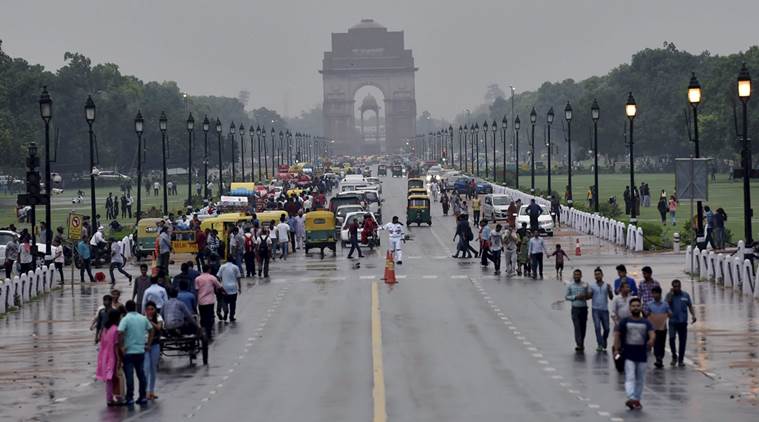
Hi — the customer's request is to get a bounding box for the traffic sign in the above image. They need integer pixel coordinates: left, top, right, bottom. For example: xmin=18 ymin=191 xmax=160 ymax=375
xmin=68 ymin=212 xmax=84 ymax=240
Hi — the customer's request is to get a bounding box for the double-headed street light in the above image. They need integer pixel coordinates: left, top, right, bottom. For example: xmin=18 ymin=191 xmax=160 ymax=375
xmin=565 ymin=102 xmax=573 ymax=207
xmin=688 ymin=72 xmax=704 ymax=241
xmin=546 ymin=107 xmax=554 ymax=195
xmin=215 ymin=118 xmax=223 ymax=195
xmin=202 ymin=116 xmax=210 ymax=199
xmin=625 ymin=92 xmax=638 ymax=225
xmin=159 ymin=112 xmax=168 ymax=215
xmin=39 ymin=87 xmax=52 ymax=255
xmin=529 ymin=107 xmax=537 ymax=194
xmin=738 ymin=63 xmax=752 ymax=246
xmin=134 ymin=111 xmax=144 ymax=221
xmin=591 ymin=100 xmax=600 ymax=213
xmin=514 ymin=116 xmax=521 ymax=189
xmin=186 ymin=113 xmax=195 ymax=206
xmin=85 ymin=96 xmax=97 ymax=226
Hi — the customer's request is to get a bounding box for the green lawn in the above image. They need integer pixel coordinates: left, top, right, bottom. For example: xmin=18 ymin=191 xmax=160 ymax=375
xmin=0 ymin=182 xmax=198 ymax=235
xmin=515 ymin=173 xmax=754 ymax=241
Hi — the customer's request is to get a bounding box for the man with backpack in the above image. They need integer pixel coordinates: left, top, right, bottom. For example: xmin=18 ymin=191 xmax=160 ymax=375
xmin=243 ymin=227 xmax=256 ymax=277
xmin=256 ymin=228 xmax=272 ymax=278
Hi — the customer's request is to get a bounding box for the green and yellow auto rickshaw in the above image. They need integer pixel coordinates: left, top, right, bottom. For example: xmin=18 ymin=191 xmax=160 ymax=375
xmin=133 ymin=218 xmax=163 ymax=260
xmin=407 ymin=194 xmax=431 ymax=226
xmin=304 ymin=210 xmax=337 ymax=257
xmin=407 ymin=178 xmax=425 ymax=191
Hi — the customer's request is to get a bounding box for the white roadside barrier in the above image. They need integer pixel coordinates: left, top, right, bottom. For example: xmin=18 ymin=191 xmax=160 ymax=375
xmin=1 ymin=263 xmax=58 ymax=314
xmin=684 ymin=239 xmax=758 ymax=299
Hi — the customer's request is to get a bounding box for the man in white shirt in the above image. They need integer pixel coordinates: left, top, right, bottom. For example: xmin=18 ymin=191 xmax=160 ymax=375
xmin=142 ymin=276 xmax=168 ymax=311
xmin=216 ymin=257 xmax=242 ymax=322
xmin=90 ymin=226 xmax=106 ymax=247
xmin=381 ymin=216 xmax=406 ymax=264
xmin=275 ymin=216 xmax=291 ymax=260
xmin=109 ymin=238 xmax=133 ymax=286
xmin=528 ymin=230 xmax=546 ymax=279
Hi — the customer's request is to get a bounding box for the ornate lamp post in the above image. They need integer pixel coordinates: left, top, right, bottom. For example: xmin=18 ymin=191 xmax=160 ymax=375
xmin=85 ymin=96 xmax=97 ymax=226
xmin=514 ymin=116 xmax=521 ymax=189
xmin=530 ymin=107 xmax=537 ymax=194
xmin=270 ymin=127 xmax=276 ymax=177
xmin=501 ymin=116 xmax=508 ymax=184
xmin=262 ymin=127 xmax=269 ymax=180
xmin=564 ymin=102 xmax=573 ymax=207
xmin=591 ymin=100 xmax=600 ymax=213
xmin=202 ymin=116 xmax=209 ymax=199
xmin=483 ymin=121 xmax=489 ymax=178
xmin=448 ymin=126 xmax=454 ymax=167
xmin=458 ymin=126 xmax=463 ymax=170
xmin=688 ymin=72 xmax=704 ymax=240
xmin=256 ymin=126 xmax=262 ymax=181
xmin=229 ymin=122 xmax=236 ymax=182
xmin=491 ymin=120 xmax=497 ymax=181
xmin=159 ymin=112 xmax=168 ymax=215
xmin=215 ymin=118 xmax=223 ymax=195
xmin=473 ymin=123 xmax=480 ymax=177
xmin=249 ymin=126 xmax=255 ymax=182
xmin=135 ymin=111 xmax=144 ymax=221
xmin=625 ymin=92 xmax=638 ymax=225
xmin=546 ymin=107 xmax=554 ymax=195
xmin=186 ymin=113 xmax=195 ymax=206
xmin=39 ymin=86 xmax=52 ymax=255
xmin=239 ymin=123 xmax=246 ymax=181
xmin=738 ymin=63 xmax=753 ymax=246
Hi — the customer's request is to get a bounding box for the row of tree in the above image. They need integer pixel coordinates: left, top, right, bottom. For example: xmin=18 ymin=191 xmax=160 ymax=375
xmin=441 ymin=42 xmax=759 ymax=162
xmin=0 ymin=45 xmax=292 ymax=176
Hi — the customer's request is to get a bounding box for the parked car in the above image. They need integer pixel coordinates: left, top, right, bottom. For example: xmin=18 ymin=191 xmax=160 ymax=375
xmin=481 ymin=194 xmax=513 ymax=221
xmin=452 ymin=176 xmax=471 ymax=194
xmin=96 ymin=171 xmax=131 ymax=181
xmin=476 ymin=180 xmax=493 ymax=194
xmin=515 ymin=204 xmax=554 ymax=236
xmin=339 ymin=211 xmax=379 ymax=248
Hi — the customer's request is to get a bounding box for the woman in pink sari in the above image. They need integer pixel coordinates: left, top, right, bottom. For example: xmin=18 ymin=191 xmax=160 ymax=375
xmin=96 ymin=309 xmax=122 ymax=406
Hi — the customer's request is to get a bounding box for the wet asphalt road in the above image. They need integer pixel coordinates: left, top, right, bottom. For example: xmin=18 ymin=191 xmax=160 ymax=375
xmin=2 ymin=174 xmax=759 ymax=421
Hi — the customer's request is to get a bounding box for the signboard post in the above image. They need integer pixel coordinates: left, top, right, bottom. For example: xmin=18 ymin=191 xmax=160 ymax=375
xmin=68 ymin=212 xmax=84 ymax=241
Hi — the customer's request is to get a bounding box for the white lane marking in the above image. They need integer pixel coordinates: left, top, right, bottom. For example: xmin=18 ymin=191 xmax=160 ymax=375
xmin=527 ymin=347 xmax=538 ymax=351
xmin=537 ymin=360 xmax=549 ymax=365
xmin=610 ymin=418 xmax=624 ymax=422
xmin=54 ymin=397 xmax=67 ymax=403
xmin=588 ymin=404 xmax=600 ymax=409
xmin=598 ymin=411 xmax=610 ymax=417
xmin=533 ymin=353 xmax=544 ymax=358
xmin=559 ymin=382 xmax=571 ymax=387
xmin=422 ymin=275 xmax=438 ymax=279
xmin=568 ymin=389 xmax=580 ymax=394
xmin=543 ymin=367 xmax=556 ymax=372
xmin=451 ymin=275 xmax=468 ymax=279
xmin=396 ymin=275 xmax=408 ymax=279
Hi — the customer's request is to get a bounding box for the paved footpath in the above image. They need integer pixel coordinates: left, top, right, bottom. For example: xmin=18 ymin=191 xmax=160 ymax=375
xmin=1 ymin=175 xmax=758 ymax=421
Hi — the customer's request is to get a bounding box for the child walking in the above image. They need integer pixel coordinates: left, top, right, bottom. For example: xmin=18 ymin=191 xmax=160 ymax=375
xmin=548 ymin=244 xmax=570 ymax=280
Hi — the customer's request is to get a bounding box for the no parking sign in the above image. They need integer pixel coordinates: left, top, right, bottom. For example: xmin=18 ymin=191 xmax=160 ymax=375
xmin=68 ymin=212 xmax=84 ymax=240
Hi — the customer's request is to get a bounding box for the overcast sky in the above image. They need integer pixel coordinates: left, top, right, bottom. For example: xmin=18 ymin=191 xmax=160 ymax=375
xmin=2 ymin=0 xmax=757 ymax=120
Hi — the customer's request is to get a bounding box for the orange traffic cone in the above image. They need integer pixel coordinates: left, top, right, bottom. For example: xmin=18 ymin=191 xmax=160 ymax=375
xmin=575 ymin=238 xmax=582 ymax=256
xmin=383 ymin=250 xmax=397 ymax=284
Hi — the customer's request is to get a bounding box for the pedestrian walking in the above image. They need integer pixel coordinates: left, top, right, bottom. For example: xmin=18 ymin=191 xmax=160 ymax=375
xmin=441 ymin=192 xmax=450 ymax=216
xmin=217 ymin=257 xmax=242 ymax=322
xmin=589 ymin=267 xmax=613 ymax=351
xmin=471 ymin=195 xmax=481 ymax=225
xmin=158 ymin=226 xmax=172 ymax=276
xmin=517 ymin=229 xmax=531 ymax=276
xmin=548 ymin=244 xmax=569 ymax=280
xmin=153 ymin=181 xmax=160 ymax=196
xmin=256 ymin=228 xmax=272 ymax=277
xmin=142 ymin=301 xmax=162 ymax=401
xmin=712 ymin=207 xmax=727 ymax=250
xmin=528 ymin=231 xmax=546 ymax=279
xmin=275 ymin=216 xmax=291 ymax=260
xmin=195 ymin=265 xmax=222 ymax=340
xmin=90 ymin=294 xmax=113 ymax=343
xmin=109 ymin=238 xmax=133 ymax=285
xmin=647 ymin=286 xmax=671 ymax=368
xmin=565 ymin=269 xmax=590 ymax=351
xmin=96 ymin=309 xmax=123 ymax=406
xmin=52 ymin=239 xmax=65 ymax=284
xmin=611 ymin=281 xmax=633 ymax=327
xmin=141 ymin=276 xmax=168 ymax=312
xmin=295 ymin=210 xmax=306 ymax=250
xmin=346 ymin=217 xmax=363 ymax=259
xmin=489 ymin=224 xmax=503 ymax=274
xmin=126 ymin=194 xmax=133 ymax=219
xmin=243 ymin=228 xmax=256 ymax=277
xmin=131 ymin=264 xmax=150 ymax=313
xmin=613 ymin=297 xmax=655 ymax=410
xmin=666 ymin=279 xmax=696 ymax=367
xmin=657 ymin=196 xmax=668 ymax=224
xmin=478 ymin=219 xmax=491 ymax=267
xmin=668 ymin=195 xmax=678 ymax=226
xmin=117 ymin=300 xmax=153 ymax=406
xmin=77 ymin=237 xmax=96 ymax=283
xmin=637 ymin=266 xmax=660 ymax=313
xmin=4 ymin=234 xmax=19 ymax=278
xmin=452 ymin=214 xmax=471 ymax=258
xmin=526 ymin=199 xmax=542 ymax=231
xmin=502 ymin=224 xmax=518 ymax=276
xmin=613 ymin=264 xmax=638 ymax=296
xmin=18 ymin=233 xmax=34 ymax=274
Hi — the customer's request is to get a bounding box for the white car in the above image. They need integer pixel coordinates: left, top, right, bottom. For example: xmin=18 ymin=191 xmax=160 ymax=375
xmin=481 ymin=194 xmax=513 ymax=221
xmin=0 ymin=230 xmax=50 ymax=264
xmin=426 ymin=165 xmax=443 ymax=182
xmin=340 ymin=211 xmax=378 ymax=247
xmin=516 ymin=204 xmax=554 ymax=236
xmin=335 ymin=204 xmax=365 ymax=228
xmin=96 ymin=171 xmax=131 ymax=181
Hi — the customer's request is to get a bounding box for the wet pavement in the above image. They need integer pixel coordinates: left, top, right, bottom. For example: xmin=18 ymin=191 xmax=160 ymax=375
xmin=1 ymin=174 xmax=758 ymax=421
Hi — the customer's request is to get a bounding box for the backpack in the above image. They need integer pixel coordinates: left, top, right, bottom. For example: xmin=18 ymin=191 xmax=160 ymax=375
xmin=258 ymin=236 xmax=270 ymax=255
xmin=244 ymin=235 xmax=254 ymax=253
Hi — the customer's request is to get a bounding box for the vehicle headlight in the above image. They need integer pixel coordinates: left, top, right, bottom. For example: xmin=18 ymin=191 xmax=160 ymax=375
xmin=426 ymin=175 xmax=432 ymax=181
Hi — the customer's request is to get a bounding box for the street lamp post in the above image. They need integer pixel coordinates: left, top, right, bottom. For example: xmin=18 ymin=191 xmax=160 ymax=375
xmin=448 ymin=126 xmax=454 ymax=168
xmin=249 ymin=126 xmax=255 ymax=183
xmin=202 ymin=116 xmax=209 ymax=200
xmin=262 ymin=127 xmax=269 ymax=180
xmin=256 ymin=126 xmax=262 ymax=181
xmin=546 ymin=107 xmax=554 ymax=195
xmin=39 ymin=86 xmax=52 ymax=255
xmin=464 ymin=125 xmax=469 ymax=173
xmin=501 ymin=116 xmax=508 ymax=184
xmin=239 ymin=123 xmax=246 ymax=182
xmin=483 ymin=121 xmax=489 ymax=178
xmin=271 ymin=128 xmax=276 ymax=178
xmin=564 ymin=102 xmax=573 ymax=207
xmin=135 ymin=111 xmax=144 ymax=221
xmin=229 ymin=122 xmax=236 ymax=182
xmin=85 ymin=96 xmax=97 ymax=227
xmin=514 ymin=116 xmax=521 ymax=189
xmin=530 ymin=107 xmax=537 ymax=194
xmin=688 ymin=72 xmax=704 ymax=241
xmin=186 ymin=113 xmax=195 ymax=206
xmin=159 ymin=112 xmax=168 ymax=215
xmin=458 ymin=126 xmax=463 ymax=170
xmin=279 ymin=131 xmax=285 ymax=166
xmin=625 ymin=92 xmax=638 ymax=225
xmin=474 ymin=123 xmax=480 ymax=177
xmin=738 ymin=63 xmax=753 ymax=246
xmin=491 ymin=120 xmax=497 ymax=182
xmin=591 ymin=100 xmax=600 ymax=213
xmin=215 ymin=118 xmax=223 ymax=196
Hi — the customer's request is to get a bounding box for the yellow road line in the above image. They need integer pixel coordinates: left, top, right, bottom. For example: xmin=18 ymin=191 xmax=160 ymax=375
xmin=371 ymin=281 xmax=387 ymax=422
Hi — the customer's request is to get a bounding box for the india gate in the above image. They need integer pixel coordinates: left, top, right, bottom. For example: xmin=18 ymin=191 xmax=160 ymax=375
xmin=321 ymin=19 xmax=417 ymax=154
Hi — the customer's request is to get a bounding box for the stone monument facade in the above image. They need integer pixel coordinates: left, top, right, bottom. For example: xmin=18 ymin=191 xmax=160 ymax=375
xmin=321 ymin=19 xmax=417 ymax=154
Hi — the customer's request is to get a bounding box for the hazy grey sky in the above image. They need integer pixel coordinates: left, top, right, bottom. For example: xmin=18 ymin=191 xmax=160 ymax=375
xmin=2 ymin=0 xmax=757 ymax=120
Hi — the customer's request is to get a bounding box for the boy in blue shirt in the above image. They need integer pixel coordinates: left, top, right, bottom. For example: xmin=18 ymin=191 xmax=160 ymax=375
xmin=665 ymin=279 xmax=697 ymax=367
xmin=646 ymin=286 xmax=671 ymax=368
